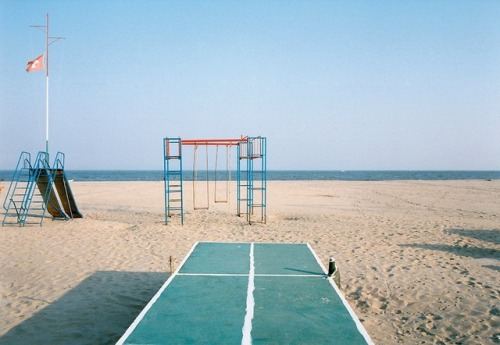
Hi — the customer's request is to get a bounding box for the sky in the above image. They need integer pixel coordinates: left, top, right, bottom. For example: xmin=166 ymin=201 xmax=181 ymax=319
xmin=1 ymin=0 xmax=499 ymax=170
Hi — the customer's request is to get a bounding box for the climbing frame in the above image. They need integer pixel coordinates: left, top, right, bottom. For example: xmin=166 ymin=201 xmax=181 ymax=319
xmin=163 ymin=136 xmax=267 ymax=225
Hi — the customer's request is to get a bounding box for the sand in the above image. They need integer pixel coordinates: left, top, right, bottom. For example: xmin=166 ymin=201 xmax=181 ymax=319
xmin=0 ymin=180 xmax=498 ymax=344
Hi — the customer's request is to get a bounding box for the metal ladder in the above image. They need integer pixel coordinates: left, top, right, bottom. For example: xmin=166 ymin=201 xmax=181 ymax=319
xmin=164 ymin=138 xmax=184 ymax=224
xmin=237 ymin=137 xmax=267 ymax=224
xmin=2 ymin=152 xmax=53 ymax=226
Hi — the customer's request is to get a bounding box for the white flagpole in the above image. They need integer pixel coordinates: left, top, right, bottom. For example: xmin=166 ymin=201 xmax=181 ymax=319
xmin=31 ymin=13 xmax=64 ymax=160
xmin=45 ymin=13 xmax=49 ymax=157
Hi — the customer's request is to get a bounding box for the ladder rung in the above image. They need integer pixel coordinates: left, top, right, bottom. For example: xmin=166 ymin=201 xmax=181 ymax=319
xmin=25 ymin=214 xmax=44 ymax=219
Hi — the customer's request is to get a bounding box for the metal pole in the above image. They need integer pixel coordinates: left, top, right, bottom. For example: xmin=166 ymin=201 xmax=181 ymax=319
xmin=31 ymin=13 xmax=64 ymax=159
xmin=45 ymin=13 xmax=49 ymax=157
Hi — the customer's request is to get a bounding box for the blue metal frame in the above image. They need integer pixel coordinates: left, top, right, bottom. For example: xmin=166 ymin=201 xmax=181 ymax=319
xmin=164 ymin=136 xmax=266 ymax=225
xmin=2 ymin=151 xmax=82 ymax=227
xmin=2 ymin=151 xmax=56 ymax=226
xmin=236 ymin=137 xmax=266 ymax=224
xmin=163 ymin=138 xmax=184 ymax=225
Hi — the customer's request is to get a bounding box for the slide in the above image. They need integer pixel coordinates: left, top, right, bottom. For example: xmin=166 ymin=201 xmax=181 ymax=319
xmin=53 ymin=169 xmax=83 ymax=218
xmin=36 ymin=169 xmax=67 ymax=219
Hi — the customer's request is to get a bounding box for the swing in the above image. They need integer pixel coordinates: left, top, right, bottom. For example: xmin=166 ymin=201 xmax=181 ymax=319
xmin=193 ymin=144 xmax=209 ymax=210
xmin=214 ymin=144 xmax=231 ymax=203
xmin=163 ymin=136 xmax=266 ymax=225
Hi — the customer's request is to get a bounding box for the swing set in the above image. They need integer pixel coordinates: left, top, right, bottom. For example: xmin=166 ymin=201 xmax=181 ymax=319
xmin=192 ymin=142 xmax=232 ymax=209
xmin=163 ymin=136 xmax=267 ymax=225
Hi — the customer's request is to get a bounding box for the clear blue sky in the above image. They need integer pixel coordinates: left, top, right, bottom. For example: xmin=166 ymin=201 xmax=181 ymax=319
xmin=1 ymin=1 xmax=499 ymax=170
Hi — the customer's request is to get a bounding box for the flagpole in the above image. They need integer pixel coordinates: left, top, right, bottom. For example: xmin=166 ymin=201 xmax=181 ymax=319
xmin=30 ymin=13 xmax=63 ymax=161
xmin=45 ymin=13 xmax=49 ymax=157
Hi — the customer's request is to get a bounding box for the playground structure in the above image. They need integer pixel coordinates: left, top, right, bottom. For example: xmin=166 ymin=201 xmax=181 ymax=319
xmin=163 ymin=136 xmax=266 ymax=225
xmin=2 ymin=151 xmax=82 ymax=227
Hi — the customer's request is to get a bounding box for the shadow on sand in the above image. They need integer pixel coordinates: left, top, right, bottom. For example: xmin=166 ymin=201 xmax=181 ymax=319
xmin=400 ymin=229 xmax=500 ymax=272
xmin=447 ymin=228 xmax=500 ymax=246
xmin=0 ymin=271 xmax=168 ymax=345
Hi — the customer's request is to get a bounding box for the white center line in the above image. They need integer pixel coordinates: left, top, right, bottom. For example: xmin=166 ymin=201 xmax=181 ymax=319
xmin=241 ymin=243 xmax=255 ymax=345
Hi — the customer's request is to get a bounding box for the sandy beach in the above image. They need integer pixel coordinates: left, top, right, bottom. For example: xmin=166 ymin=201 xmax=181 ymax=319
xmin=0 ymin=180 xmax=498 ymax=344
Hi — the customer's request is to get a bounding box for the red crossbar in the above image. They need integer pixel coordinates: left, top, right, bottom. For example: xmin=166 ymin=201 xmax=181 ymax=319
xmin=181 ymin=137 xmax=248 ymax=146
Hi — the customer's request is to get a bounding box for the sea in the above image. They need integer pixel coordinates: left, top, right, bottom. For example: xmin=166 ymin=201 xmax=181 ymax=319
xmin=0 ymin=170 xmax=498 ymax=182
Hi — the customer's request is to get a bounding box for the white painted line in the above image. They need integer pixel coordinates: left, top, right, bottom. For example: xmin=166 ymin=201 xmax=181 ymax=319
xmin=254 ymin=274 xmax=324 ymax=277
xmin=115 ymin=242 xmax=200 ymax=345
xmin=307 ymin=243 xmax=375 ymax=345
xmin=241 ymin=242 xmax=255 ymax=345
xmin=177 ymin=273 xmax=323 ymax=277
xmin=177 ymin=273 xmax=250 ymax=277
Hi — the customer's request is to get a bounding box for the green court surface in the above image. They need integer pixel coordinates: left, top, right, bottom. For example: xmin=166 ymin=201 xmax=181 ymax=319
xmin=117 ymin=242 xmax=373 ymax=345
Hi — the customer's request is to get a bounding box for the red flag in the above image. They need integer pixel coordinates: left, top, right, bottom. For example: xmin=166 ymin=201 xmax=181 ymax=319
xmin=26 ymin=54 xmax=45 ymax=73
